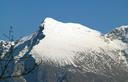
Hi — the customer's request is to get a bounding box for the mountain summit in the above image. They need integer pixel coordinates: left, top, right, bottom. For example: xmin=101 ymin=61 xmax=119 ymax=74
xmin=1 ymin=18 xmax=128 ymax=82
xmin=106 ymin=25 xmax=128 ymax=42
xmin=32 ymin=17 xmax=106 ymax=66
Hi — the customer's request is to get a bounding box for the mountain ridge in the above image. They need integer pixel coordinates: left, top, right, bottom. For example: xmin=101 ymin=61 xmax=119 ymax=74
xmin=0 ymin=17 xmax=128 ymax=82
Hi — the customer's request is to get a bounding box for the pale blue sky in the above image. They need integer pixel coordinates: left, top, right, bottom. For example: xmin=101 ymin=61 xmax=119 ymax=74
xmin=0 ymin=0 xmax=128 ymax=40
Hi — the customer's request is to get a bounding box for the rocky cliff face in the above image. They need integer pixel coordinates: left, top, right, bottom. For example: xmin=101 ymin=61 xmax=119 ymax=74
xmin=0 ymin=18 xmax=128 ymax=82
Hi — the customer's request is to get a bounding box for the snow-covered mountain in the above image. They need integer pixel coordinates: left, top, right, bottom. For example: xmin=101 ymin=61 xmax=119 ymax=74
xmin=0 ymin=18 xmax=128 ymax=82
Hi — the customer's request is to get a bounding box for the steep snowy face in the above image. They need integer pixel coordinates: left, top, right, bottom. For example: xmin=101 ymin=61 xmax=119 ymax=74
xmin=31 ymin=18 xmax=125 ymax=66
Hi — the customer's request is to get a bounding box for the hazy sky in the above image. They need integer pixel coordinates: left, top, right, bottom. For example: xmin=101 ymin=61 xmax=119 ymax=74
xmin=0 ymin=0 xmax=128 ymax=40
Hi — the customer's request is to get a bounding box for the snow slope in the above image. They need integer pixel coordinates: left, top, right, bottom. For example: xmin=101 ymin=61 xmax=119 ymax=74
xmin=31 ymin=17 xmax=127 ymax=66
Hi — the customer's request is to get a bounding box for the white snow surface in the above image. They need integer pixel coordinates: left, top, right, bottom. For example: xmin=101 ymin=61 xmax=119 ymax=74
xmin=30 ymin=17 xmax=124 ymax=66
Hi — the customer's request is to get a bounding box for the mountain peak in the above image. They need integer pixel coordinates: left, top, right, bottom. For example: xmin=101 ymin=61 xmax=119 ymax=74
xmin=29 ymin=18 xmax=106 ymax=66
xmin=117 ymin=25 xmax=128 ymax=30
xmin=41 ymin=17 xmax=61 ymax=27
xmin=41 ymin=17 xmax=101 ymax=35
xmin=43 ymin=17 xmax=58 ymax=24
xmin=106 ymin=25 xmax=128 ymax=42
xmin=114 ymin=25 xmax=128 ymax=35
